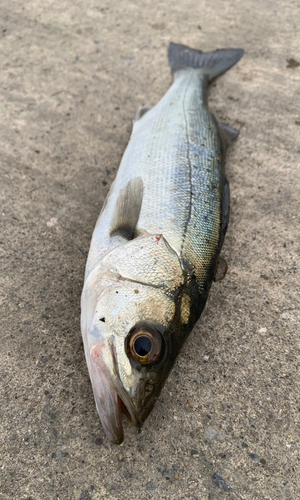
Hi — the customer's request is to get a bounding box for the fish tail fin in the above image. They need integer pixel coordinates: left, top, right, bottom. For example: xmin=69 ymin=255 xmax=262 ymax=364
xmin=168 ymin=42 xmax=243 ymax=81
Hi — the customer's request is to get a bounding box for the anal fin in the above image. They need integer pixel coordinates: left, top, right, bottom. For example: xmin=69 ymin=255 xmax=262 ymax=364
xmin=222 ymin=176 xmax=230 ymax=236
xmin=214 ymin=256 xmax=228 ymax=282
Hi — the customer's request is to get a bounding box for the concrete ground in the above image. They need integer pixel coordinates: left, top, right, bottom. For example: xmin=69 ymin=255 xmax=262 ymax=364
xmin=0 ymin=0 xmax=299 ymax=499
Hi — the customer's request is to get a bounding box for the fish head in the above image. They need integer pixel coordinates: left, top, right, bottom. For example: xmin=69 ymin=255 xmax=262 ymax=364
xmin=82 ymin=281 xmax=184 ymax=443
xmin=81 ymin=234 xmax=201 ymax=443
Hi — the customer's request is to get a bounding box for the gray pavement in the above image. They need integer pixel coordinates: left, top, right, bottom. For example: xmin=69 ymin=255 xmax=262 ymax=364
xmin=0 ymin=1 xmax=299 ymax=499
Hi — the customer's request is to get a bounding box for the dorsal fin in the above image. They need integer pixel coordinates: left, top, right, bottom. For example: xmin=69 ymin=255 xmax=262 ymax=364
xmin=110 ymin=178 xmax=143 ymax=240
xmin=135 ymin=104 xmax=152 ymax=121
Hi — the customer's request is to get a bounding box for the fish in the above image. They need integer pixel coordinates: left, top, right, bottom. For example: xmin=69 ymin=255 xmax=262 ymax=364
xmin=81 ymin=42 xmax=243 ymax=444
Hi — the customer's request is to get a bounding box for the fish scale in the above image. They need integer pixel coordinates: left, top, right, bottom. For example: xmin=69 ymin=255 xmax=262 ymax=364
xmin=88 ymin=69 xmax=223 ymax=288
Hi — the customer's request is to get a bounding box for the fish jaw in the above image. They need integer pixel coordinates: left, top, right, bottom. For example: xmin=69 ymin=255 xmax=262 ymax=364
xmin=89 ymin=340 xmax=145 ymax=444
xmin=90 ymin=355 xmax=124 ymax=444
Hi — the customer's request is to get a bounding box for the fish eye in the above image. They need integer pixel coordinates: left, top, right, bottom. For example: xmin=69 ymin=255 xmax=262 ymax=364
xmin=134 ymin=336 xmax=152 ymax=356
xmin=128 ymin=326 xmax=162 ymax=365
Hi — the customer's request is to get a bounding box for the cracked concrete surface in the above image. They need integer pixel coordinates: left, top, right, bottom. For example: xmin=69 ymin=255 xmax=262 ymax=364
xmin=0 ymin=1 xmax=299 ymax=499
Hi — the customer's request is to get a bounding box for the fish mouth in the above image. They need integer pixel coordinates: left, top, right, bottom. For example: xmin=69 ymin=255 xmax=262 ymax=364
xmin=89 ymin=341 xmax=143 ymax=444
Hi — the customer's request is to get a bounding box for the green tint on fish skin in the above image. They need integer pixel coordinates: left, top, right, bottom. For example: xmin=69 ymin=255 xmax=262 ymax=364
xmin=81 ymin=42 xmax=243 ymax=443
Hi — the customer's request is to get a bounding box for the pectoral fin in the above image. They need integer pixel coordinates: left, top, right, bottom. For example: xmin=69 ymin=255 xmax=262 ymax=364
xmin=110 ymin=177 xmax=143 ymax=240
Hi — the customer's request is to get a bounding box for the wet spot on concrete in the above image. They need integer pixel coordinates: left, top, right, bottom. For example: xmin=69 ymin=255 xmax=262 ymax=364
xmin=204 ymin=426 xmax=218 ymax=440
xmin=80 ymin=491 xmax=92 ymax=500
xmin=144 ymin=482 xmax=156 ymax=491
xmin=212 ymin=473 xmax=232 ymax=491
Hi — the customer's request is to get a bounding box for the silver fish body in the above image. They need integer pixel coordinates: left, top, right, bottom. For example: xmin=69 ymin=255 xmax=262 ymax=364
xmin=81 ymin=43 xmax=243 ymax=443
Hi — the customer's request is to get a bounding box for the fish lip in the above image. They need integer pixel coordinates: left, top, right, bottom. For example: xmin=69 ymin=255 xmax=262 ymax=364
xmin=92 ymin=370 xmax=124 ymax=445
xmin=117 ymin=395 xmax=141 ymax=428
xmin=116 ymin=391 xmax=141 ymax=428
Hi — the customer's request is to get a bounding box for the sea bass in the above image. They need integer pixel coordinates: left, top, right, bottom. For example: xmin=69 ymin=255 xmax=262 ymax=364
xmin=81 ymin=43 xmax=243 ymax=443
